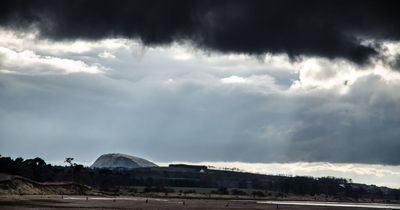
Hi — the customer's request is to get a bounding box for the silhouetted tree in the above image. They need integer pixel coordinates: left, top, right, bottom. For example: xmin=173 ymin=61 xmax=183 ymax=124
xmin=72 ymin=164 xmax=84 ymax=183
xmin=15 ymin=157 xmax=24 ymax=164
xmin=64 ymin=157 xmax=75 ymax=182
xmin=64 ymin=157 xmax=74 ymax=166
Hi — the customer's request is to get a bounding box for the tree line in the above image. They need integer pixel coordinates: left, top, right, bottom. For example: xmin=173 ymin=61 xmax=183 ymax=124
xmin=0 ymin=155 xmax=399 ymax=200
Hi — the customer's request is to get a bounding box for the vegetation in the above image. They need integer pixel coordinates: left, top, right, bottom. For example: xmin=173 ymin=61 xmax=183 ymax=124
xmin=0 ymin=155 xmax=399 ymax=201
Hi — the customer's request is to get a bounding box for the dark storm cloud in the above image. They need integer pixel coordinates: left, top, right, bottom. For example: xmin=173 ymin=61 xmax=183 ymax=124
xmin=1 ymin=0 xmax=400 ymax=63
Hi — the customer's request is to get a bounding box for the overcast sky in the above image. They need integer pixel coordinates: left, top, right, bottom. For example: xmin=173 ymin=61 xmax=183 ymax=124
xmin=1 ymin=0 xmax=400 ymax=188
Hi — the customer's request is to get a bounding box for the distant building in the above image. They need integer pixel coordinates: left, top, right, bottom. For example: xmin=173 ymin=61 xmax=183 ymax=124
xmin=168 ymin=164 xmax=207 ymax=172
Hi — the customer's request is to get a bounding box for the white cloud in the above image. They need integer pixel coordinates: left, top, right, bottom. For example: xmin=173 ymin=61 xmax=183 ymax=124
xmin=0 ymin=46 xmax=105 ymax=74
xmin=98 ymin=51 xmax=116 ymax=59
xmin=0 ymin=28 xmax=133 ymax=55
xmin=290 ymin=42 xmax=400 ymax=93
xmin=221 ymin=75 xmax=246 ymax=84
xmin=0 ymin=28 xmax=130 ymax=74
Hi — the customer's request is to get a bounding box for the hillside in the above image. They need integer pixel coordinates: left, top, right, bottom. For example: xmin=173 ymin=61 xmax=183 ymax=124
xmin=0 ymin=173 xmax=94 ymax=195
xmin=90 ymin=153 xmax=158 ymax=169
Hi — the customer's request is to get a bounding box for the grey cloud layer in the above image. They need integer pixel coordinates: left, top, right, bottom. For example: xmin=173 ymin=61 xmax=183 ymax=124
xmin=1 ymin=0 xmax=400 ymax=63
xmin=286 ymin=76 xmax=400 ymax=165
xmin=1 ymin=45 xmax=400 ymax=165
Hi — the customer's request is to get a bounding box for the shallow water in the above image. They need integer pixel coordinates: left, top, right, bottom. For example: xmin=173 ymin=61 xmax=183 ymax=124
xmin=62 ymin=196 xmax=400 ymax=209
xmin=257 ymin=200 xmax=400 ymax=209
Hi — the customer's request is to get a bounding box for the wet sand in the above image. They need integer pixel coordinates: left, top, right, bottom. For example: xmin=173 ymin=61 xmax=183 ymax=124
xmin=0 ymin=195 xmax=389 ymax=209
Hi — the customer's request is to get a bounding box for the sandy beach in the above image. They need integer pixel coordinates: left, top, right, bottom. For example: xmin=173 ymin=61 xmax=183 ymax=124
xmin=1 ymin=195 xmax=394 ymax=210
